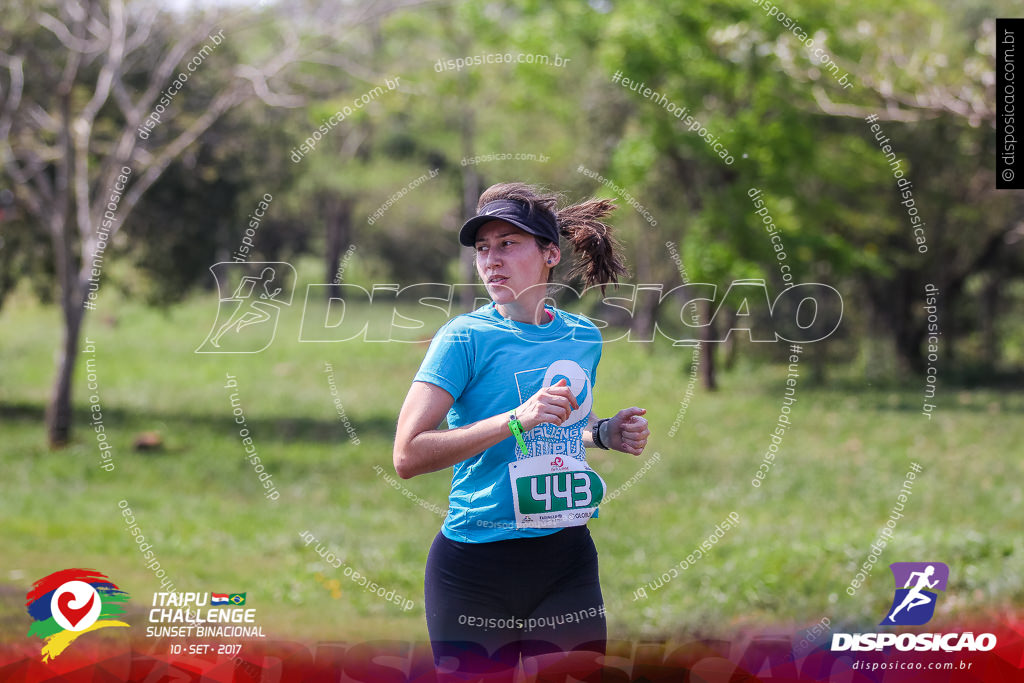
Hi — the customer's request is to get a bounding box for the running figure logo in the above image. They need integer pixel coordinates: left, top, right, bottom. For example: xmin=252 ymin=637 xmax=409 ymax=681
xmin=881 ymin=562 xmax=949 ymax=626
xmin=196 ymin=262 xmax=296 ymax=353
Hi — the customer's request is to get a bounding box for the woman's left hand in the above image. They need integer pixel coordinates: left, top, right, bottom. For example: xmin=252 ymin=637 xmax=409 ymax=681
xmin=607 ymin=407 xmax=649 ymax=456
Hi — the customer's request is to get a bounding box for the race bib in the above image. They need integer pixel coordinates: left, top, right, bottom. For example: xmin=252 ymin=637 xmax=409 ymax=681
xmin=509 ymin=455 xmax=606 ymax=529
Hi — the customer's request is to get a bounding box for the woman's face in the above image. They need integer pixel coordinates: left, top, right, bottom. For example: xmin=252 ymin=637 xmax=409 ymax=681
xmin=474 ymin=220 xmax=558 ymax=305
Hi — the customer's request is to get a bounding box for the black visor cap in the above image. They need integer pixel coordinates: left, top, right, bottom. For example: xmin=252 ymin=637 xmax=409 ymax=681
xmin=459 ymin=199 xmax=559 ymax=246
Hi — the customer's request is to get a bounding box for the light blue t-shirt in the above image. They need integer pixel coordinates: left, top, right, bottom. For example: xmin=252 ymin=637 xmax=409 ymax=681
xmin=413 ymin=301 xmax=603 ymax=543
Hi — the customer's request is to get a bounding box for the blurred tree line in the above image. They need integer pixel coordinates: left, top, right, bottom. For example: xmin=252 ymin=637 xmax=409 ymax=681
xmin=0 ymin=0 xmax=1020 ymax=446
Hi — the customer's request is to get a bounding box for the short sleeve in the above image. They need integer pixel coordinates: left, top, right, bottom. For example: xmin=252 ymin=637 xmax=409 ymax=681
xmin=585 ymin=317 xmax=602 ymax=388
xmin=412 ymin=320 xmax=473 ymax=401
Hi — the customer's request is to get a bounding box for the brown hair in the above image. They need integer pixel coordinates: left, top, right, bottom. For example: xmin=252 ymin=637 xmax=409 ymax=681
xmin=476 ymin=182 xmax=628 ymax=293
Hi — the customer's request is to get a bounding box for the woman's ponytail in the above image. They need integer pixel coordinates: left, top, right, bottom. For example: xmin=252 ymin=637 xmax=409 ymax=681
xmin=557 ymin=198 xmax=628 ymax=294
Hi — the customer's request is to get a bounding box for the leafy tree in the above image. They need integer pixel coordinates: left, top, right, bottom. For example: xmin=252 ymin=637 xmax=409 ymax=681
xmin=0 ymin=0 xmax=418 ymax=446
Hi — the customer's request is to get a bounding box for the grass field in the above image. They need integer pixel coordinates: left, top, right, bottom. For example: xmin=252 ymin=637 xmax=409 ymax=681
xmin=2 ymin=278 xmax=1022 ymax=647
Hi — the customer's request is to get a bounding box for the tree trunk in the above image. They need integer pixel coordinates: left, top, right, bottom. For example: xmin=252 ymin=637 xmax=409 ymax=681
xmin=632 ymin=291 xmax=659 ymax=347
xmin=630 ymin=242 xmax=660 ymax=347
xmin=699 ymin=299 xmax=717 ymax=390
xmin=46 ymin=285 xmax=85 ymax=448
xmin=459 ymin=110 xmax=479 ymax=312
xmin=324 ymin=195 xmax=353 ymax=300
xmin=808 ymin=337 xmax=827 ymax=385
xmin=863 ymin=302 xmax=892 ymax=382
xmin=722 ymin=310 xmax=738 ymax=370
xmin=863 ymin=271 xmax=922 ymax=376
xmin=981 ymin=273 xmax=1001 ymax=368
xmin=45 ymin=133 xmax=80 ymax=448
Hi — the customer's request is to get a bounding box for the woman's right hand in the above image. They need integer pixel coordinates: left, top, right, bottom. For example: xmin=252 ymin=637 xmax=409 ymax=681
xmin=516 ymin=379 xmax=579 ymax=431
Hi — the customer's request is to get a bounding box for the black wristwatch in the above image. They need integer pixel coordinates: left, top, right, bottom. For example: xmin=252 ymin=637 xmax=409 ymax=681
xmin=591 ymin=418 xmax=610 ymax=450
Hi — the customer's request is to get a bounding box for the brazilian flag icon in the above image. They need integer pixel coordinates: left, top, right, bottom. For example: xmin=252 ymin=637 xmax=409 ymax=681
xmin=229 ymin=593 xmax=246 ymax=605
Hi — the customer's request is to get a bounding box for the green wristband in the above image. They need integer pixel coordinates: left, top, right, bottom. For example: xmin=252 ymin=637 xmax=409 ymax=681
xmin=508 ymin=413 xmax=528 ymax=457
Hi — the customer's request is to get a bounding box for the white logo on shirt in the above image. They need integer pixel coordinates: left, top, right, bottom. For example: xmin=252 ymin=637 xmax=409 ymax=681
xmin=513 ymin=360 xmax=593 ymax=461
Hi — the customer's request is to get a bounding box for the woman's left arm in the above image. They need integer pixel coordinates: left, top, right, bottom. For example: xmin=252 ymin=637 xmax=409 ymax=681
xmin=583 ymin=408 xmax=649 ymax=456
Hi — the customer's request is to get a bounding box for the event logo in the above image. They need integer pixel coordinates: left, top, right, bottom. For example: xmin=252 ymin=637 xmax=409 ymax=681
xmin=882 ymin=562 xmax=948 ymax=625
xmin=196 ymin=262 xmax=296 ymax=353
xmin=25 ymin=569 xmax=130 ymax=662
xmin=832 ymin=561 xmax=996 ymax=653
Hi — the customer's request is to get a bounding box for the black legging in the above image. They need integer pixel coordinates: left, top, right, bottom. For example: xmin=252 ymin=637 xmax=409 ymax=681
xmin=424 ymin=525 xmax=606 ymax=677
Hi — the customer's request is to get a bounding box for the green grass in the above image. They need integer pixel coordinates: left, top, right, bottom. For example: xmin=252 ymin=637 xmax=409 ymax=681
xmin=2 ymin=285 xmax=1022 ymax=645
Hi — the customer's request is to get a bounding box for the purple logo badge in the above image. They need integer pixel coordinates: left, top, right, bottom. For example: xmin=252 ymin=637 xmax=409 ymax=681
xmin=882 ymin=562 xmax=949 ymax=626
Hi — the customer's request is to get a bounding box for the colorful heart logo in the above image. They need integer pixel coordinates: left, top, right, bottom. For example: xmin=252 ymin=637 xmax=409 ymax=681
xmin=49 ymin=581 xmax=101 ymax=632
xmin=26 ymin=569 xmax=130 ymax=662
xmin=56 ymin=591 xmax=95 ymax=629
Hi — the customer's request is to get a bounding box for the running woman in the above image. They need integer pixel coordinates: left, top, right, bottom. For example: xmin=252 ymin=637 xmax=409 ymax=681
xmin=393 ymin=182 xmax=650 ymax=676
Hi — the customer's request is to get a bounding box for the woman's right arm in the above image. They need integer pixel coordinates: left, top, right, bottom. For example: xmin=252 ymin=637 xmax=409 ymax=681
xmin=392 ymin=379 xmax=579 ymax=479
